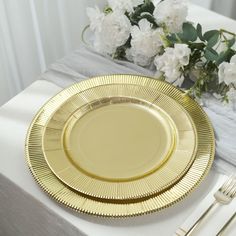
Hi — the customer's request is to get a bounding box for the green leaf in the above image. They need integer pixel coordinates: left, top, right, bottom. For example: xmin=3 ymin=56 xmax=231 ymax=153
xmin=204 ymin=47 xmax=218 ymax=61
xmin=181 ymin=22 xmax=198 ymax=42
xmin=196 ymin=24 xmax=205 ymax=41
xmin=207 ymin=32 xmax=220 ymax=47
xmin=113 ymin=36 xmax=131 ymax=59
xmin=215 ymin=51 xmax=228 ymax=66
xmin=203 ymin=30 xmax=220 ymax=41
xmin=189 ymin=42 xmax=205 ymax=50
xmin=166 ymin=34 xmax=179 ymax=44
xmin=141 ymin=0 xmax=155 ymax=13
xmin=215 ymin=49 xmax=235 ymax=65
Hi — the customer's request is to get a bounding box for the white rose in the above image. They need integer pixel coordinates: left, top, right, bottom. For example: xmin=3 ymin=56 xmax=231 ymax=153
xmin=173 ymin=75 xmax=185 ymax=87
xmin=127 ymin=19 xmax=163 ymax=66
xmin=86 ymin=6 xmax=105 ymax=32
xmin=231 ymin=54 xmax=236 ymax=63
xmin=165 ymin=68 xmax=182 ymax=84
xmin=153 ymin=0 xmax=188 ymax=33
xmin=156 ymin=49 xmax=179 ymax=71
xmin=154 ymin=52 xmax=182 ymax=85
xmin=173 ymin=43 xmax=191 ymax=66
xmin=218 ymin=62 xmax=228 ymax=84
xmin=93 ymin=11 xmax=131 ymax=55
xmin=154 ymin=44 xmax=190 ymax=86
xmin=154 ymin=54 xmax=167 ymax=71
xmin=218 ymin=55 xmax=236 ymax=85
xmin=108 ymin=0 xmax=143 ymax=13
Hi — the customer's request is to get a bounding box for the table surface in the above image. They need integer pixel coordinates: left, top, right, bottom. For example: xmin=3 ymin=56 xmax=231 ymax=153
xmin=1 ymin=4 xmax=236 ymax=236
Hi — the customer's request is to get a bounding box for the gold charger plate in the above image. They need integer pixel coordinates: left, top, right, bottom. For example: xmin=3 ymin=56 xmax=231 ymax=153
xmin=25 ymin=75 xmax=215 ymax=217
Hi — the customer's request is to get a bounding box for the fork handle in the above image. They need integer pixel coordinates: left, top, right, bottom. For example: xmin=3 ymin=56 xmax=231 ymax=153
xmin=216 ymin=212 xmax=236 ymax=236
xmin=184 ymin=201 xmax=218 ymax=236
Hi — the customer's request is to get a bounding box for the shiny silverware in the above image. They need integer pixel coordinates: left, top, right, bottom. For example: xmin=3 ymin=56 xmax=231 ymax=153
xmin=216 ymin=212 xmax=236 ymax=236
xmin=184 ymin=176 xmax=236 ymax=236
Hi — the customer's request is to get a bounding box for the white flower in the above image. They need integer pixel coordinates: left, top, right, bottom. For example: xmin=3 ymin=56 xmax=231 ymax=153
xmin=227 ymin=87 xmax=236 ymax=104
xmin=153 ymin=0 xmax=188 ymax=33
xmin=154 ymin=52 xmax=182 ymax=84
xmin=154 ymin=43 xmax=191 ymax=86
xmin=92 ymin=11 xmax=131 ymax=55
xmin=126 ymin=19 xmax=163 ymax=66
xmin=218 ymin=55 xmax=236 ymax=86
xmin=173 ymin=75 xmax=185 ymax=86
xmin=173 ymin=43 xmax=191 ymax=66
xmin=108 ymin=0 xmax=143 ymax=13
xmin=86 ymin=6 xmax=105 ymax=32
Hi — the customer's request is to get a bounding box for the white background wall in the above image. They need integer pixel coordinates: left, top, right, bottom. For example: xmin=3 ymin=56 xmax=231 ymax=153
xmin=0 ymin=0 xmax=235 ymax=106
xmin=191 ymin=0 xmax=212 ymax=9
xmin=0 ymin=0 xmax=106 ymax=106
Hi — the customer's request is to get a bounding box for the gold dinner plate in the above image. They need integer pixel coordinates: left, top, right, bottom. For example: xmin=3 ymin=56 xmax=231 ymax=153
xmin=25 ymin=75 xmax=215 ymax=216
xmin=43 ymin=84 xmax=197 ymax=200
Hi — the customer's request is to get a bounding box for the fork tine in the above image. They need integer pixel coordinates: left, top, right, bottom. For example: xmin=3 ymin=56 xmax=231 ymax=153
xmin=225 ymin=179 xmax=236 ymax=197
xmin=229 ymin=180 xmax=236 ymax=197
xmin=221 ymin=176 xmax=233 ymax=190
xmin=221 ymin=176 xmax=236 ymax=193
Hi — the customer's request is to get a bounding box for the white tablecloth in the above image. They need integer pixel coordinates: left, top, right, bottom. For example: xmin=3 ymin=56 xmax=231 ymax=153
xmin=0 ymin=4 xmax=236 ymax=236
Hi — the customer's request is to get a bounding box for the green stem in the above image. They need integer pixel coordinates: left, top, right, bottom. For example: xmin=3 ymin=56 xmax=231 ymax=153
xmin=215 ymin=39 xmax=222 ymax=50
xmin=175 ymin=33 xmax=182 ymax=43
xmin=220 ymin=32 xmax=229 ymax=42
xmin=161 ymin=35 xmax=171 ymax=48
xmin=220 ymin=29 xmax=236 ymax=37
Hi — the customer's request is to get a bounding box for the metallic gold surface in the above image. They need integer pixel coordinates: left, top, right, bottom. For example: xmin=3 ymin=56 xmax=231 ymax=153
xmin=43 ymin=84 xmax=197 ymax=200
xmin=66 ymin=102 xmax=174 ymax=180
xmin=25 ymin=75 xmax=215 ymax=217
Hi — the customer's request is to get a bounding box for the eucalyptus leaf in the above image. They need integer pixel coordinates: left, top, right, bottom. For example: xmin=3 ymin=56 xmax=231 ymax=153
xmin=166 ymin=34 xmax=179 ymax=44
xmin=207 ymin=32 xmax=220 ymax=48
xmin=203 ymin=30 xmax=220 ymax=41
xmin=189 ymin=42 xmax=205 ymax=50
xmin=196 ymin=24 xmax=205 ymax=41
xmin=204 ymin=47 xmax=218 ymax=61
xmin=215 ymin=49 xmax=235 ymax=65
xmin=182 ymin=22 xmax=198 ymax=42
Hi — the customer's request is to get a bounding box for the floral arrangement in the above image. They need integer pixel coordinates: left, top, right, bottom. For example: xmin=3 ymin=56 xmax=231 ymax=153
xmin=86 ymin=0 xmax=236 ymax=104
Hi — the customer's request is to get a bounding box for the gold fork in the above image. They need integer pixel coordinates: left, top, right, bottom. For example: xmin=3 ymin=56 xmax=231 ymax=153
xmin=184 ymin=175 xmax=236 ymax=236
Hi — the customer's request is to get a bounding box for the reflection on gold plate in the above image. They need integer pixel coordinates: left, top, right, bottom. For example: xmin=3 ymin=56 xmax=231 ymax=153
xmin=25 ymin=75 xmax=215 ymax=217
